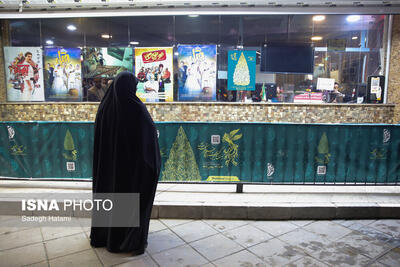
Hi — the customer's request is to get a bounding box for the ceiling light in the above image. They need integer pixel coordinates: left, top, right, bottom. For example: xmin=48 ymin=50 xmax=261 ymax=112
xmin=129 ymin=41 xmax=139 ymax=45
xmin=347 ymin=15 xmax=361 ymax=22
xmin=188 ymin=15 xmax=199 ymax=18
xmin=67 ymin=25 xmax=77 ymax=31
xmin=318 ymin=64 xmax=324 ymax=67
xmin=352 ymin=36 xmax=358 ymax=40
xmin=174 ymin=52 xmax=179 ymax=56
xmin=46 ymin=40 xmax=54 ymax=45
xmin=101 ymin=34 xmax=111 ymax=39
xmin=311 ymin=36 xmax=323 ymax=41
xmin=312 ymin=15 xmax=326 ymax=22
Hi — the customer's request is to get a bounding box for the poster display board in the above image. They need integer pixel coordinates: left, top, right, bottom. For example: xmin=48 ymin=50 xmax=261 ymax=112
xmin=44 ymin=48 xmax=82 ymax=101
xmin=134 ymin=47 xmax=174 ymax=102
xmin=177 ymin=45 xmax=217 ymax=101
xmin=82 ymin=47 xmax=133 ymax=78
xmin=4 ymin=47 xmax=45 ymax=101
xmin=227 ymin=50 xmax=256 ymax=91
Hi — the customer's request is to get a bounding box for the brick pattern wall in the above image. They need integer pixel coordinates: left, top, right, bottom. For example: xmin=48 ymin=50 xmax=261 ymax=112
xmin=0 ymin=102 xmax=394 ymax=123
xmin=388 ymin=15 xmax=400 ymax=123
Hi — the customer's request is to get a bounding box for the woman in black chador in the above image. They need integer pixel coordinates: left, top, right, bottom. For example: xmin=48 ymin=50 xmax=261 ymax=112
xmin=90 ymin=71 xmax=161 ymax=255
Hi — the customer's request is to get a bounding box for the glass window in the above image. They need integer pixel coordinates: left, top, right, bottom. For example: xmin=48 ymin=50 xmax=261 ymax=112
xmin=5 ymin=14 xmax=389 ymax=104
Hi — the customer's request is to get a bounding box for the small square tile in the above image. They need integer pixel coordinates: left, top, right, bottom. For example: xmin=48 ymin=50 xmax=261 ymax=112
xmin=0 ymin=243 xmax=46 ymax=267
xmin=278 ymin=228 xmax=331 ymax=254
xmin=222 ymin=224 xmax=273 ymax=247
xmin=147 ymin=229 xmax=185 ymax=255
xmin=286 ymin=256 xmax=328 ymax=267
xmin=170 ymin=220 xmax=218 ymax=243
xmin=310 ymin=243 xmax=371 ymax=267
xmin=190 ymin=233 xmax=243 ymax=261
xmin=303 ymin=221 xmax=352 ymax=241
xmin=251 ymin=221 xmax=298 ymax=237
xmin=45 ymin=233 xmax=91 ymax=260
xmin=203 ymin=220 xmax=248 ymax=232
xmin=377 ymin=247 xmax=400 ymax=267
xmin=212 ymin=250 xmax=266 ymax=267
xmin=248 ymin=238 xmax=305 ymax=266
xmin=95 ymin=247 xmax=149 ymax=267
xmin=48 ymin=249 xmax=101 ymax=267
xmin=0 ymin=227 xmax=42 ymax=250
xmin=159 ymin=219 xmax=193 ymax=228
xmin=41 ymin=226 xmax=83 ymax=241
xmin=335 ymin=231 xmax=392 ymax=258
xmin=149 ymin=220 xmax=167 ymax=233
xmin=152 ymin=244 xmax=208 ymax=267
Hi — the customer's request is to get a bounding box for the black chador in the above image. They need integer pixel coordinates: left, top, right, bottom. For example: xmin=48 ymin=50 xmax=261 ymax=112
xmin=90 ymin=72 xmax=161 ymax=255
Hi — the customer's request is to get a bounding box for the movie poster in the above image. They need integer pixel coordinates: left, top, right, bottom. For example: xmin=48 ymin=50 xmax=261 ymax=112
xmin=44 ymin=48 xmax=82 ymax=101
xmin=4 ymin=47 xmax=45 ymax=101
xmin=177 ymin=45 xmax=217 ymax=101
xmin=134 ymin=47 xmax=173 ymax=102
xmin=228 ymin=50 xmax=256 ymax=91
xmin=82 ymin=47 xmax=133 ymax=78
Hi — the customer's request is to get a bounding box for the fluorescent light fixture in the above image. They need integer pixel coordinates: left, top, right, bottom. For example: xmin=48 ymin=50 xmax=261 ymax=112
xmin=67 ymin=25 xmax=77 ymax=31
xmin=188 ymin=14 xmax=199 ymax=17
xmin=312 ymin=15 xmax=325 ymax=22
xmin=347 ymin=15 xmax=361 ymax=22
xmin=46 ymin=40 xmax=54 ymax=45
xmin=352 ymin=36 xmax=358 ymax=40
xmin=314 ymin=55 xmax=319 ymax=58
xmin=311 ymin=36 xmax=323 ymax=41
xmin=101 ymin=34 xmax=111 ymax=39
xmin=174 ymin=52 xmax=179 ymax=56
xmin=129 ymin=41 xmax=139 ymax=45
xmin=318 ymin=63 xmax=324 ymax=67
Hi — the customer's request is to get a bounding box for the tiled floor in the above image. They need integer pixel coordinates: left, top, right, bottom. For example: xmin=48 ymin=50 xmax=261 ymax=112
xmin=0 ymin=216 xmax=399 ymax=267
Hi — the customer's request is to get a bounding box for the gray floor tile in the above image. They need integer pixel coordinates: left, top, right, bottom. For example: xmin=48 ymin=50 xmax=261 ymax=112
xmin=170 ymin=220 xmax=218 ymax=243
xmin=377 ymin=247 xmax=400 ymax=267
xmin=149 ymin=220 xmax=167 ymax=233
xmin=222 ymin=224 xmax=273 ymax=248
xmin=0 ymin=243 xmax=46 ymax=267
xmin=147 ymin=228 xmax=185 ymax=255
xmin=41 ymin=226 xmax=83 ymax=241
xmin=334 ymin=220 xmax=358 ymax=228
xmin=45 ymin=232 xmax=91 ymax=260
xmin=278 ymin=228 xmax=331 ymax=254
xmin=95 ymin=247 xmax=152 ymax=267
xmin=0 ymin=227 xmax=43 ymax=250
xmin=251 ymin=221 xmax=298 ymax=237
xmin=335 ymin=231 xmax=392 ymax=258
xmin=369 ymin=220 xmax=400 ymax=238
xmin=354 ymin=226 xmax=395 ymax=244
xmin=289 ymin=220 xmax=314 ymax=227
xmin=112 ymin=254 xmax=158 ymax=267
xmin=49 ymin=249 xmax=101 ymax=267
xmin=203 ymin=219 xmax=249 ymax=232
xmin=213 ymin=250 xmax=266 ymax=267
xmin=152 ymin=244 xmax=208 ymax=267
xmin=310 ymin=243 xmax=371 ymax=267
xmin=248 ymin=238 xmax=305 ymax=266
xmin=303 ymin=221 xmax=352 ymax=241
xmin=159 ymin=219 xmax=193 ymax=228
xmin=285 ymin=256 xmax=329 ymax=267
xmin=23 ymin=260 xmax=49 ymax=267
xmin=190 ymin=233 xmax=243 ymax=261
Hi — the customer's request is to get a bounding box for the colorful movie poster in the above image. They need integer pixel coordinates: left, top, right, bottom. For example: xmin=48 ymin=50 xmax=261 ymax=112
xmin=177 ymin=45 xmax=217 ymax=101
xmin=134 ymin=47 xmax=174 ymax=102
xmin=44 ymin=48 xmax=82 ymax=101
xmin=82 ymin=47 xmax=133 ymax=78
xmin=4 ymin=47 xmax=45 ymax=101
xmin=228 ymin=50 xmax=256 ymax=91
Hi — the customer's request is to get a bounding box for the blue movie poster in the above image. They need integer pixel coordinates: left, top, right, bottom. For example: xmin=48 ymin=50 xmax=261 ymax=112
xmin=228 ymin=50 xmax=256 ymax=91
xmin=178 ymin=45 xmax=217 ymax=101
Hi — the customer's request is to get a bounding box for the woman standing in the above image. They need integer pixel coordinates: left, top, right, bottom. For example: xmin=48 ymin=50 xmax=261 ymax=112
xmin=90 ymin=72 xmax=161 ymax=255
